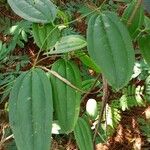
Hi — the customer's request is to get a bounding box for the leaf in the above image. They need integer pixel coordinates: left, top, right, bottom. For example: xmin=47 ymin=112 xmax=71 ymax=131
xmin=9 ymin=68 xmax=53 ymax=150
xmin=6 ymin=20 xmax=31 ymax=51
xmin=74 ymin=118 xmax=94 ymax=150
xmin=119 ymin=85 xmax=145 ymax=111
xmin=138 ymin=35 xmax=150 ymax=67
xmin=50 ymin=59 xmax=82 ymax=133
xmin=75 ymin=51 xmax=100 ymax=73
xmin=47 ymin=35 xmax=87 ymax=54
xmin=32 ymin=23 xmax=60 ymax=51
xmin=87 ymin=11 xmax=135 ymax=90
xmin=122 ymin=0 xmax=144 ymax=38
xmin=82 ymin=78 xmax=101 ymax=91
xmin=106 ymin=104 xmax=121 ymax=129
xmin=0 ymin=41 xmax=9 ymax=61
xmin=8 ymin=0 xmax=57 ymax=23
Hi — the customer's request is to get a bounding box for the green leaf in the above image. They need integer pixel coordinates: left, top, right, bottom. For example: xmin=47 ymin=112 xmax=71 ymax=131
xmin=106 ymin=104 xmax=121 ymax=129
xmin=50 ymin=59 xmax=82 ymax=133
xmin=87 ymin=11 xmax=135 ymax=90
xmin=82 ymin=78 xmax=101 ymax=91
xmin=122 ymin=0 xmax=144 ymax=38
xmin=47 ymin=35 xmax=87 ymax=54
xmin=138 ymin=35 xmax=150 ymax=67
xmin=74 ymin=118 xmax=94 ymax=150
xmin=0 ymin=41 xmax=9 ymax=61
xmin=9 ymin=68 xmax=53 ymax=150
xmin=75 ymin=51 xmax=100 ymax=73
xmin=119 ymin=85 xmax=145 ymax=111
xmin=8 ymin=0 xmax=57 ymax=23
xmin=32 ymin=23 xmax=60 ymax=51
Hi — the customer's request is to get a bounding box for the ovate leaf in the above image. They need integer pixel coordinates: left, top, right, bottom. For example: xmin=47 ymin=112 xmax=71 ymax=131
xmin=8 ymin=0 xmax=57 ymax=23
xmin=32 ymin=23 xmax=60 ymax=51
xmin=75 ymin=51 xmax=100 ymax=73
xmin=74 ymin=118 xmax=94 ymax=150
xmin=50 ymin=59 xmax=81 ymax=133
xmin=48 ymin=35 xmax=87 ymax=54
xmin=87 ymin=11 xmax=135 ymax=90
xmin=9 ymin=69 xmax=53 ymax=150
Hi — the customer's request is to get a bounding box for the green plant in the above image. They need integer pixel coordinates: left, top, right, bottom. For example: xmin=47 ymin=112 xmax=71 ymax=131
xmin=50 ymin=59 xmax=81 ymax=133
xmin=87 ymin=11 xmax=135 ymax=90
xmin=9 ymin=68 xmax=53 ymax=150
xmin=74 ymin=117 xmax=94 ymax=150
xmin=1 ymin=0 xmax=150 ymax=149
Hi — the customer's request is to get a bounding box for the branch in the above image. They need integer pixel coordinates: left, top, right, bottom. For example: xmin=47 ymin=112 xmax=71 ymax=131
xmin=93 ymin=75 xmax=109 ymax=143
xmin=81 ymin=74 xmax=101 ymax=102
xmin=0 ymin=134 xmax=14 ymax=146
xmin=38 ymin=66 xmax=86 ymax=93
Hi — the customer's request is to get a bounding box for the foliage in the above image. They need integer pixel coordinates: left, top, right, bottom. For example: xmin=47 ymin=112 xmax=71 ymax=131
xmin=50 ymin=59 xmax=81 ymax=133
xmin=1 ymin=0 xmax=150 ymax=150
xmin=87 ymin=12 xmax=135 ymax=90
xmin=7 ymin=20 xmax=31 ymax=49
xmin=9 ymin=68 xmax=53 ymax=150
xmin=7 ymin=0 xmax=57 ymax=23
xmin=74 ymin=117 xmax=94 ymax=150
xmin=32 ymin=23 xmax=60 ymax=51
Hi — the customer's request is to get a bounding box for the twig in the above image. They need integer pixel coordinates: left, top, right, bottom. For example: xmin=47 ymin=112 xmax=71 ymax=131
xmin=33 ymin=26 xmax=58 ymax=67
xmin=127 ymin=0 xmax=143 ymax=27
xmin=93 ymin=76 xmax=109 ymax=143
xmin=0 ymin=134 xmax=14 ymax=146
xmin=37 ymin=66 xmax=86 ymax=93
xmin=81 ymin=74 xmax=101 ymax=102
xmin=32 ymin=0 xmax=107 ymax=67
xmin=37 ymin=66 xmax=101 ymax=95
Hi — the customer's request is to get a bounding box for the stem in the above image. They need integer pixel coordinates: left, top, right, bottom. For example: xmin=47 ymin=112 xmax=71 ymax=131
xmin=37 ymin=66 xmax=86 ymax=93
xmin=93 ymin=76 xmax=109 ymax=143
xmin=0 ymin=134 xmax=14 ymax=146
xmin=33 ymin=26 xmax=58 ymax=67
xmin=35 ymin=54 xmax=62 ymax=65
xmin=57 ymin=0 xmax=107 ymax=26
xmin=33 ymin=0 xmax=107 ymax=67
xmin=81 ymin=74 xmax=101 ymax=102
